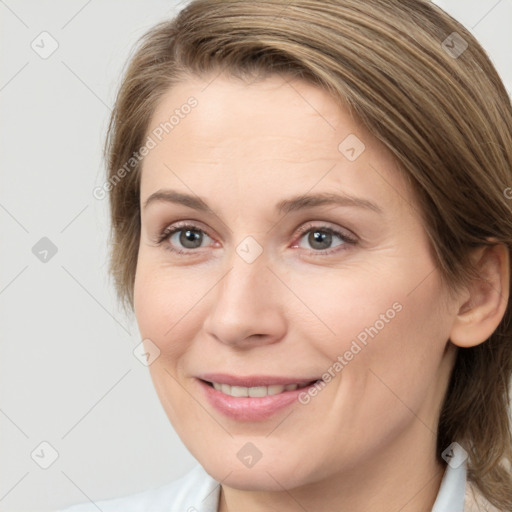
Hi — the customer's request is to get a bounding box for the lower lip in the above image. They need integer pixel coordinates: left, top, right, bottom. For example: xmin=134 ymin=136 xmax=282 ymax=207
xmin=197 ymin=379 xmax=319 ymax=421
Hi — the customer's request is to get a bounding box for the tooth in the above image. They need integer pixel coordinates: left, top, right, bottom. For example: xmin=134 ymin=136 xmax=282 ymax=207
xmin=248 ymin=386 xmax=268 ymax=397
xmin=211 ymin=382 xmax=304 ymax=397
xmin=230 ymin=385 xmax=249 ymax=397
xmin=267 ymin=385 xmax=286 ymax=395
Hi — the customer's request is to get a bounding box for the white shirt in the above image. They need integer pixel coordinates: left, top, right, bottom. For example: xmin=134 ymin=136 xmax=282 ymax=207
xmin=59 ymin=460 xmax=467 ymax=512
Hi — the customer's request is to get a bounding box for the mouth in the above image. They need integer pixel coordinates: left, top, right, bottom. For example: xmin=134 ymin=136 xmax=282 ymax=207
xmin=196 ymin=374 xmax=324 ymax=421
xmin=201 ymin=379 xmax=320 ymax=397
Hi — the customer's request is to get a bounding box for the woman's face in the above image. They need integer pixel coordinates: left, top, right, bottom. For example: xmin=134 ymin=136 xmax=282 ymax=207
xmin=134 ymin=73 xmax=459 ymax=490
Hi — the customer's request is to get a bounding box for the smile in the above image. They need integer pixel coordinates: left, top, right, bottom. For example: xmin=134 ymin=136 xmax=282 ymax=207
xmin=197 ymin=375 xmax=323 ymax=421
xmin=207 ymin=381 xmax=317 ymax=397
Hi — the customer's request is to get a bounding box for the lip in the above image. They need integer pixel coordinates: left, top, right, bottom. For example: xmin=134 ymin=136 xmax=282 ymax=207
xmin=196 ymin=373 xmax=321 ymax=421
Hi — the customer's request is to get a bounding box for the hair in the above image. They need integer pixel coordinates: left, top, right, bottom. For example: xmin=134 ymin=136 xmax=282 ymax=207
xmin=103 ymin=0 xmax=512 ymax=507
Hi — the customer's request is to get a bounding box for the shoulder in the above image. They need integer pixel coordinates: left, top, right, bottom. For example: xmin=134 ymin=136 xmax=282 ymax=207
xmin=58 ymin=465 xmax=220 ymax=512
xmin=464 ymin=479 xmax=501 ymax=512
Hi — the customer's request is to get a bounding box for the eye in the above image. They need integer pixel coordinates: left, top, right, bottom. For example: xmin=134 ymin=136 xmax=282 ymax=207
xmin=293 ymin=223 xmax=357 ymax=255
xmin=154 ymin=223 xmax=213 ymax=255
xmin=153 ymin=221 xmax=357 ymax=257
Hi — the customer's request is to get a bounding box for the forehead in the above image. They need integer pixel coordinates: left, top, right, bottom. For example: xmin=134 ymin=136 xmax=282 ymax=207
xmin=140 ymin=73 xmax=413 ymax=216
xmin=147 ymin=74 xmax=364 ymax=157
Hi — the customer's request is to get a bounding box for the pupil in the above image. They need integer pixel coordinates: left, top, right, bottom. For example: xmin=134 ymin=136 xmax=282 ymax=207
xmin=181 ymin=229 xmax=202 ymax=248
xmin=309 ymin=230 xmax=331 ymax=250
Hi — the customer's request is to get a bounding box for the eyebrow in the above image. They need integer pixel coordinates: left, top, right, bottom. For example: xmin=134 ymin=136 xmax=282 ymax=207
xmin=143 ymin=189 xmax=383 ymax=215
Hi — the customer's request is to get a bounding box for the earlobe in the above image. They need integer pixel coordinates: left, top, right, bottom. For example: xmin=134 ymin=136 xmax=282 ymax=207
xmin=449 ymin=241 xmax=510 ymax=348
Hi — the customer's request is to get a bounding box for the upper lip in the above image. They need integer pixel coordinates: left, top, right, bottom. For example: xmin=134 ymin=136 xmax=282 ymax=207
xmin=198 ymin=373 xmax=320 ymax=388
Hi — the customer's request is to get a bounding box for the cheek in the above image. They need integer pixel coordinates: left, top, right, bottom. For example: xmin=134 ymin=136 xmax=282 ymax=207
xmin=134 ymin=258 xmax=215 ymax=364
xmin=322 ymin=271 xmax=451 ymax=433
xmin=133 ymin=264 xmax=203 ymax=430
xmin=134 ymin=267 xmax=165 ymax=340
xmin=300 ymin=259 xmax=451 ymax=393
xmin=134 ymin=262 xmax=183 ymax=358
xmin=304 ymin=249 xmax=450 ymax=359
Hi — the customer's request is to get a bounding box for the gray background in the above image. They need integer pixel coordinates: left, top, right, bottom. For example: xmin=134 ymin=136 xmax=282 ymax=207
xmin=1 ymin=1 xmax=511 ymax=511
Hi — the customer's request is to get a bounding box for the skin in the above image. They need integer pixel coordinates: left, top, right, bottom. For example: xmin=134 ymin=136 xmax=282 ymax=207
xmin=133 ymin=73 xmax=509 ymax=512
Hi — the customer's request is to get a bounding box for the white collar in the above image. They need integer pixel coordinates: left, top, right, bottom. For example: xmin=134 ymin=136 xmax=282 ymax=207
xmin=431 ymin=443 xmax=467 ymax=512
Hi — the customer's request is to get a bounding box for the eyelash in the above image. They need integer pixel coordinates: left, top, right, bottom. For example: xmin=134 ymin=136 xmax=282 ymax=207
xmin=152 ymin=221 xmax=357 ymax=257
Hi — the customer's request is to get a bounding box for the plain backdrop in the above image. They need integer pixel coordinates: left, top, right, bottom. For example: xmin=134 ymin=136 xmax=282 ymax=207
xmin=0 ymin=1 xmax=511 ymax=511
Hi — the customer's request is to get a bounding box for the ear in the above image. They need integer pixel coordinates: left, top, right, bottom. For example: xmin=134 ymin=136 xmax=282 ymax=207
xmin=449 ymin=241 xmax=510 ymax=348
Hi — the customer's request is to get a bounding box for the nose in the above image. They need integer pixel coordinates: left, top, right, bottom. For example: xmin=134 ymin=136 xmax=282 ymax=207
xmin=202 ymin=247 xmax=287 ymax=348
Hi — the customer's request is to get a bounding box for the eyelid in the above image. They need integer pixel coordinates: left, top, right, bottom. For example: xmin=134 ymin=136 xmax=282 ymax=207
xmin=153 ymin=219 xmax=358 ymax=256
xmin=293 ymin=221 xmax=357 ymax=243
xmin=153 ymin=220 xmax=215 ymax=247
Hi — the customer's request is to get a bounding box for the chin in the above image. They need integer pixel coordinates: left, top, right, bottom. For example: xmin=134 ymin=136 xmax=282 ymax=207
xmin=199 ymin=452 xmax=317 ymax=492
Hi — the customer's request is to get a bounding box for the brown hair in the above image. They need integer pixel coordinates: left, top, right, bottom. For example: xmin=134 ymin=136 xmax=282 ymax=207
xmin=103 ymin=0 xmax=512 ymax=507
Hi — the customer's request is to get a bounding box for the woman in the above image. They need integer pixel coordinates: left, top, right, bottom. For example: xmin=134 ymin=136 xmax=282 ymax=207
xmin=62 ymin=0 xmax=512 ymax=510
